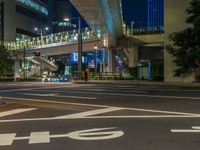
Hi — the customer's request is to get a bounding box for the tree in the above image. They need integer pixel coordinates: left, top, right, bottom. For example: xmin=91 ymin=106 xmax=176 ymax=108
xmin=167 ymin=0 xmax=200 ymax=82
xmin=0 ymin=44 xmax=14 ymax=77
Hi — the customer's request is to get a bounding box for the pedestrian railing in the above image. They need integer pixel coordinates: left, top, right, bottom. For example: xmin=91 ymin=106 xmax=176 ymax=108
xmin=4 ymin=28 xmax=102 ymax=51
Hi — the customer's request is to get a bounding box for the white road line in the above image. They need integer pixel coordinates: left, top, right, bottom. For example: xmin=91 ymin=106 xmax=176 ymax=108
xmin=55 ymin=107 xmax=123 ymax=119
xmin=0 ymin=108 xmax=37 ymax=118
xmin=171 ymin=129 xmax=200 ymax=133
xmin=3 ymin=97 xmax=106 ymax=108
xmin=0 ymin=85 xmax=72 ymax=93
xmin=81 ymin=89 xmax=147 ymax=93
xmin=124 ymin=107 xmax=200 ymax=116
xmin=56 ymin=90 xmax=200 ymax=100
xmin=0 ymin=133 xmax=16 ymax=146
xmin=0 ymin=115 xmax=200 ymax=123
xmin=18 ymin=93 xmax=97 ymax=99
xmin=192 ymin=126 xmax=200 ymax=129
xmin=18 ymin=93 xmax=56 ymax=97
xmin=4 ymin=96 xmax=200 ymax=116
xmin=29 ymin=132 xmax=50 ymax=144
xmin=0 ymin=127 xmax=123 ymax=146
xmin=18 ymin=93 xmax=97 ymax=100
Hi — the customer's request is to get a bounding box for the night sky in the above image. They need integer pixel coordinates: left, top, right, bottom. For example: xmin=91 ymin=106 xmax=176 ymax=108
xmin=122 ymin=0 xmax=148 ymax=28
xmin=41 ymin=0 xmax=148 ymax=28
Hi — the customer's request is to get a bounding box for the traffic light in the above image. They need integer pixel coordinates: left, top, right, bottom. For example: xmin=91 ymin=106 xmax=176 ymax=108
xmin=34 ymin=52 xmax=41 ymax=56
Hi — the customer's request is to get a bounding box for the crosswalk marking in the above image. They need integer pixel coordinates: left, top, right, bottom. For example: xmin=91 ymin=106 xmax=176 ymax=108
xmin=0 ymin=108 xmax=37 ymax=118
xmin=0 ymin=133 xmax=16 ymax=146
xmin=29 ymin=132 xmax=50 ymax=144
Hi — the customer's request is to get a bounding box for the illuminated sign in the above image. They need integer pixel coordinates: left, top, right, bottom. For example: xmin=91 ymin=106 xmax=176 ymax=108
xmin=71 ymin=52 xmax=78 ymax=64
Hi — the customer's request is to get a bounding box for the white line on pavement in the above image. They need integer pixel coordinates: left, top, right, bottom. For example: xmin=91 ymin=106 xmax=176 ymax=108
xmin=3 ymin=97 xmax=107 ymax=108
xmin=3 ymin=97 xmax=200 ymax=116
xmin=18 ymin=93 xmax=97 ymax=100
xmin=192 ymin=126 xmax=200 ymax=129
xmin=0 ymin=97 xmax=200 ymax=123
xmin=0 ymin=133 xmax=16 ymax=146
xmin=0 ymin=127 xmax=124 ymax=146
xmin=0 ymin=115 xmax=200 ymax=123
xmin=0 ymin=108 xmax=37 ymax=118
xmin=29 ymin=132 xmax=50 ymax=144
xmin=0 ymin=85 xmax=72 ymax=93
xmin=55 ymin=107 xmax=124 ymax=119
xmin=171 ymin=129 xmax=200 ymax=133
xmin=55 ymin=90 xmax=200 ymax=100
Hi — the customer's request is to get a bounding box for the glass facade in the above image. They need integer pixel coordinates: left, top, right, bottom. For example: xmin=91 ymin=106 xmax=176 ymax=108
xmin=52 ymin=0 xmax=72 ymax=33
xmin=48 ymin=50 xmax=109 ymax=76
xmin=16 ymin=0 xmax=48 ymax=15
xmin=16 ymin=4 xmax=48 ymax=22
xmin=148 ymin=0 xmax=164 ymax=31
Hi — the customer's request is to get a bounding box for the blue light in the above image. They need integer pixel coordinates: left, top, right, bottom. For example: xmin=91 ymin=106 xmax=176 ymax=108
xmin=16 ymin=0 xmax=48 ymax=15
xmin=71 ymin=52 xmax=78 ymax=64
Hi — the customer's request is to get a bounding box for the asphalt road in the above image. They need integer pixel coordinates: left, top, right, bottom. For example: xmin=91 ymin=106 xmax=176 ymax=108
xmin=0 ymin=82 xmax=200 ymax=150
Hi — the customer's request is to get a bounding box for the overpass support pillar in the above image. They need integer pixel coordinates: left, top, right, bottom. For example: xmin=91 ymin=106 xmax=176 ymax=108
xmin=14 ymin=58 xmax=20 ymax=81
xmin=108 ymin=50 xmax=116 ymax=73
xmin=128 ymin=46 xmax=139 ymax=70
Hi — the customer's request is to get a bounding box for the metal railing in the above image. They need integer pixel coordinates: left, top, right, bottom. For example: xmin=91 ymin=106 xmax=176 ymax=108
xmin=4 ymin=28 xmax=102 ymax=51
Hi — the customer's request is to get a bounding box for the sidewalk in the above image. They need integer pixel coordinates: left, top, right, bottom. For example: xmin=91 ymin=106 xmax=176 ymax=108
xmin=73 ymin=80 xmax=200 ymax=88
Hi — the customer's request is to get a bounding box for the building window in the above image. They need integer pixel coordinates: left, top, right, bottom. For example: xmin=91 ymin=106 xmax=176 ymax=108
xmin=16 ymin=0 xmax=48 ymax=15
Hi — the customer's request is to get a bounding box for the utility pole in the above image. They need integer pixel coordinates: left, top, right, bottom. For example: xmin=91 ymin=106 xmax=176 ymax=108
xmin=77 ymin=17 xmax=82 ymax=79
xmin=23 ymin=46 xmax=26 ymax=80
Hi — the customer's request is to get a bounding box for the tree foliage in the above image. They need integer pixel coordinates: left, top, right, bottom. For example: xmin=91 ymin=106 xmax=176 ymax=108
xmin=0 ymin=44 xmax=14 ymax=76
xmin=167 ymin=0 xmax=200 ymax=81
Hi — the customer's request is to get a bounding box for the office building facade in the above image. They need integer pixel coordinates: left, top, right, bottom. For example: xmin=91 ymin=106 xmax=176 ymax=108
xmin=148 ymin=0 xmax=164 ymax=31
xmin=0 ymin=0 xmax=49 ymax=41
xmin=48 ymin=0 xmax=72 ymax=33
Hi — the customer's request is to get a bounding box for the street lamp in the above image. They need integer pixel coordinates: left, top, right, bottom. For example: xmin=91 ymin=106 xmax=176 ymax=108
xmin=34 ymin=26 xmax=49 ymax=48
xmin=34 ymin=26 xmax=49 ymax=77
xmin=94 ymin=45 xmax=98 ymax=75
xmin=64 ymin=17 xmax=82 ymax=79
xmin=131 ymin=21 xmax=135 ymax=35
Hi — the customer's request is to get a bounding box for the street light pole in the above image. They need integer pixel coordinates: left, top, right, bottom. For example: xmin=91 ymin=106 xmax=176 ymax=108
xmin=34 ymin=26 xmax=49 ymax=77
xmin=23 ymin=46 xmax=26 ymax=80
xmin=94 ymin=45 xmax=98 ymax=75
xmin=131 ymin=21 xmax=135 ymax=35
xmin=77 ymin=17 xmax=82 ymax=79
xmin=64 ymin=16 xmax=82 ymax=79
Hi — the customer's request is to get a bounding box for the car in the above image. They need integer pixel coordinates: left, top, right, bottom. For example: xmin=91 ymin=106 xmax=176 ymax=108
xmin=42 ymin=76 xmax=59 ymax=82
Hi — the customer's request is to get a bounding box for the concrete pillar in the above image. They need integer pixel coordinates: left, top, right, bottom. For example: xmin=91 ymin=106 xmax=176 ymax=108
xmin=14 ymin=58 xmax=20 ymax=81
xmin=108 ymin=50 xmax=116 ymax=73
xmin=164 ymin=0 xmax=193 ymax=82
xmin=128 ymin=45 xmax=138 ymax=68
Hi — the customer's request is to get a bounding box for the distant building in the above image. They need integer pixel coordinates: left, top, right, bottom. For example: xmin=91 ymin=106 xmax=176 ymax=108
xmin=48 ymin=0 xmax=73 ymax=33
xmin=148 ymin=0 xmax=164 ymax=31
xmin=0 ymin=0 xmax=49 ymax=41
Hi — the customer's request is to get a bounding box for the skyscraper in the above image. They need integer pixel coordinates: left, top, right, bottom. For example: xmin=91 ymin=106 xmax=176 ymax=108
xmin=48 ymin=0 xmax=72 ymax=33
xmin=148 ymin=0 xmax=164 ymax=31
xmin=0 ymin=0 xmax=49 ymax=41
